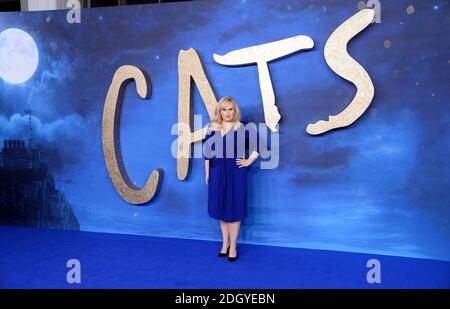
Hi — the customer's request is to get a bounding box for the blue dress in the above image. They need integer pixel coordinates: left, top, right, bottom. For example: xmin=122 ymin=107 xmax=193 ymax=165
xmin=203 ymin=123 xmax=258 ymax=222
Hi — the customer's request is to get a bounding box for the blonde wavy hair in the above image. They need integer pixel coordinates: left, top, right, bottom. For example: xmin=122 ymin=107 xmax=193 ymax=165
xmin=209 ymin=96 xmax=242 ymax=132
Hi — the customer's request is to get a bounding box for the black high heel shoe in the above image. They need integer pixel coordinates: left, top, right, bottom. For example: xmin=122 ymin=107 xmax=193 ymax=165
xmin=228 ymin=248 xmax=238 ymax=262
xmin=218 ymin=245 xmax=230 ymax=257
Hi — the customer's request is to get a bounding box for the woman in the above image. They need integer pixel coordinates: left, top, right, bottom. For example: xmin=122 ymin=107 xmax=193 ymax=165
xmin=203 ymin=96 xmax=259 ymax=262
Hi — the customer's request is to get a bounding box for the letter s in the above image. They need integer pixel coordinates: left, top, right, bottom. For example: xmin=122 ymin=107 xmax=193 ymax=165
xmin=307 ymin=9 xmax=375 ymax=135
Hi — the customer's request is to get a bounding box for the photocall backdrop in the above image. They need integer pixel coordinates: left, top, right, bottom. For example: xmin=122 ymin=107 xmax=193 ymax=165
xmin=0 ymin=0 xmax=448 ymax=261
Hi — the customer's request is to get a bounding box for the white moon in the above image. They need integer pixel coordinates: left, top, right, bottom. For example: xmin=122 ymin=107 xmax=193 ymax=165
xmin=0 ymin=28 xmax=39 ymax=84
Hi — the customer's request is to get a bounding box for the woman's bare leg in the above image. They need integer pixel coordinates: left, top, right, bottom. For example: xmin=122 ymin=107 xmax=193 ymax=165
xmin=228 ymin=221 xmax=241 ymax=258
xmin=220 ymin=220 xmax=230 ymax=253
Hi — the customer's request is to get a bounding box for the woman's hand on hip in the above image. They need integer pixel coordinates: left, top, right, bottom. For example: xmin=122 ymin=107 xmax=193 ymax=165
xmin=236 ymin=158 xmax=251 ymax=168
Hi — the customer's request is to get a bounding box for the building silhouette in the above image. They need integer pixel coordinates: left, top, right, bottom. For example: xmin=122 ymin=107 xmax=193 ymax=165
xmin=0 ymin=139 xmax=79 ymax=230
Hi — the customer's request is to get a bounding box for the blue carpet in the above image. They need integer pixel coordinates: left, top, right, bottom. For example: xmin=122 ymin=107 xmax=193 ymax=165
xmin=0 ymin=226 xmax=448 ymax=289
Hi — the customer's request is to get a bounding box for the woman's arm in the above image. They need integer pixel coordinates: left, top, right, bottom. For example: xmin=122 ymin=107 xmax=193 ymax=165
xmin=205 ymin=159 xmax=210 ymax=185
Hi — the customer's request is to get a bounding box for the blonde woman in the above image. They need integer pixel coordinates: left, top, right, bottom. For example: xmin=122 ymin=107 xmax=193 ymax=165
xmin=203 ymin=96 xmax=259 ymax=262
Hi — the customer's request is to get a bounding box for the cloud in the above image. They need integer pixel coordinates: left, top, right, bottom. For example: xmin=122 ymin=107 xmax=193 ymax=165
xmin=0 ymin=113 xmax=88 ymax=172
xmin=290 ymin=172 xmax=334 ymax=186
xmin=297 ymin=145 xmax=357 ymax=169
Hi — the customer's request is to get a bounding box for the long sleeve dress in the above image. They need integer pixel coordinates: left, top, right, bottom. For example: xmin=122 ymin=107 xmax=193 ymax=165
xmin=203 ymin=122 xmax=258 ymax=222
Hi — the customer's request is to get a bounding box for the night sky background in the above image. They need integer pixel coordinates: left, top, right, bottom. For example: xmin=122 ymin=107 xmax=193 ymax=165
xmin=0 ymin=0 xmax=449 ymax=261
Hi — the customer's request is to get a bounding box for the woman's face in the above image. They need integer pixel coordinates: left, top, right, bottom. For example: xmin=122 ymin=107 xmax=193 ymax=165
xmin=220 ymin=102 xmax=235 ymax=123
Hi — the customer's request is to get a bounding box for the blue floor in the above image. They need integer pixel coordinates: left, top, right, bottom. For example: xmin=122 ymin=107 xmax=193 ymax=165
xmin=0 ymin=226 xmax=449 ymax=289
